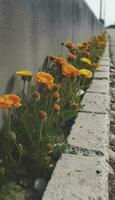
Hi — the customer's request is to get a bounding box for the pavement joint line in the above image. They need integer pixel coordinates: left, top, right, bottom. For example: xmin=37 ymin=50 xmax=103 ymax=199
xmin=94 ymin=77 xmax=108 ymax=80
xmin=64 ymin=145 xmax=104 ymax=157
xmin=80 ymin=110 xmax=108 ymax=115
xmin=86 ymin=91 xmax=108 ymax=94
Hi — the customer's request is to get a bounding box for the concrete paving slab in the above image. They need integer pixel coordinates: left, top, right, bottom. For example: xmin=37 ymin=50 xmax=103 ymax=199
xmin=68 ymin=112 xmax=109 ymax=157
xmin=82 ymin=92 xmax=110 ymax=114
xmin=87 ymin=79 xmax=109 ymax=94
xmin=102 ymin=42 xmax=109 ymax=57
xmin=96 ymin=65 xmax=110 ymax=72
xmin=94 ymin=71 xmax=109 ymax=79
xmin=99 ymin=59 xmax=110 ymax=66
xmin=100 ymin=57 xmax=110 ymax=60
xmin=43 ymin=154 xmax=109 ymax=200
xmin=102 ymin=50 xmax=109 ymax=58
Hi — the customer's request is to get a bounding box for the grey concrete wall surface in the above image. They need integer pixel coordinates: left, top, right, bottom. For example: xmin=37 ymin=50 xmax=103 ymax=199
xmin=0 ymin=0 xmax=104 ymax=96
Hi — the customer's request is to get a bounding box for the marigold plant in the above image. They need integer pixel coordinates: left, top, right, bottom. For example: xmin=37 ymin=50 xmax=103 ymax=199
xmin=79 ymin=69 xmax=92 ymax=78
xmin=80 ymin=57 xmax=91 ymax=65
xmin=35 ymin=72 xmax=54 ymax=89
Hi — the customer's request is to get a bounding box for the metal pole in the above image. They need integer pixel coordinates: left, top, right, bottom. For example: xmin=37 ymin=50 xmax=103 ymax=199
xmin=100 ymin=0 xmax=102 ymax=19
xmin=103 ymin=0 xmax=106 ymax=22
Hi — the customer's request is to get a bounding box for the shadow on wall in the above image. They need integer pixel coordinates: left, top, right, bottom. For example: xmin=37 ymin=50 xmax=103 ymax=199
xmin=0 ymin=0 xmax=104 ymax=96
xmin=5 ymin=76 xmax=15 ymax=94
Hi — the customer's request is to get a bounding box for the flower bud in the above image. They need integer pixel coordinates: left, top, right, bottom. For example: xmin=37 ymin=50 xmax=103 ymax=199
xmin=53 ymin=104 xmax=60 ymax=112
xmin=9 ymin=131 xmax=16 ymax=140
xmin=39 ymin=111 xmax=47 ymax=120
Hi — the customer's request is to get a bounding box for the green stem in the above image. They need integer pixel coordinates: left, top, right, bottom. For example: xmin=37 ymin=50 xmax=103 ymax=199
xmin=39 ymin=120 xmax=44 ymax=145
xmin=27 ymin=81 xmax=31 ymax=101
xmin=50 ymin=109 xmax=54 ymax=121
xmin=22 ymin=80 xmax=26 ymax=99
xmin=68 ymin=79 xmax=73 ymax=97
xmin=7 ymin=108 xmax=11 ymax=153
xmin=8 ymin=154 xmax=17 ymax=169
xmin=8 ymin=108 xmax=11 ymax=134
xmin=33 ymin=99 xmax=37 ymax=114
xmin=14 ymin=140 xmax=22 ymax=162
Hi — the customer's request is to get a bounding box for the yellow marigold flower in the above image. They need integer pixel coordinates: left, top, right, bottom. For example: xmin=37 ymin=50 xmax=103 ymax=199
xmin=80 ymin=69 xmax=92 ymax=78
xmin=53 ymin=104 xmax=60 ymax=111
xmin=16 ymin=70 xmax=33 ymax=81
xmin=62 ymin=64 xmax=80 ymax=77
xmin=35 ymin=72 xmax=54 ymax=89
xmin=53 ymin=92 xmax=60 ymax=99
xmin=39 ymin=111 xmax=47 ymax=120
xmin=80 ymin=57 xmax=91 ymax=65
xmin=16 ymin=70 xmax=32 ymax=77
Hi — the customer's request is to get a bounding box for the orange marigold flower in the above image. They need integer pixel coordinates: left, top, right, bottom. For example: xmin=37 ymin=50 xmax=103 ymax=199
xmin=39 ymin=111 xmax=47 ymax=120
xmin=53 ymin=104 xmax=60 ymax=111
xmin=4 ymin=94 xmax=22 ymax=108
xmin=65 ymin=41 xmax=78 ymax=50
xmin=0 ymin=94 xmax=21 ymax=109
xmin=0 ymin=97 xmax=11 ymax=109
xmin=50 ymin=56 xmax=68 ymax=65
xmin=35 ymin=72 xmax=54 ymax=89
xmin=53 ymin=92 xmax=60 ymax=99
xmin=82 ymin=51 xmax=90 ymax=57
xmin=62 ymin=64 xmax=80 ymax=77
xmin=68 ymin=53 xmax=77 ymax=59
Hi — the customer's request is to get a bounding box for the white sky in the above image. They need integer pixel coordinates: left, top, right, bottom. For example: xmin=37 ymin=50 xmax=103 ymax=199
xmin=85 ymin=0 xmax=115 ymax=26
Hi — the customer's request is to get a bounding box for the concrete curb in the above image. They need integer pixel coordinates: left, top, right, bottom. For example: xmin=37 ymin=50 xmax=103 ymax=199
xmin=42 ymin=43 xmax=110 ymax=200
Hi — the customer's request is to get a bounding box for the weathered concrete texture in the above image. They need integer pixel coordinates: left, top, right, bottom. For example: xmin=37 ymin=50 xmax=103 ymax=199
xmin=43 ymin=154 xmax=109 ymax=200
xmin=102 ymin=42 xmax=110 ymax=58
xmin=94 ymin=71 xmax=109 ymax=79
xmin=87 ymin=79 xmax=109 ymax=94
xmin=100 ymin=57 xmax=110 ymax=61
xmin=96 ymin=65 xmax=110 ymax=72
xmin=68 ymin=112 xmax=109 ymax=158
xmin=0 ymin=0 xmax=104 ymax=95
xmin=82 ymin=92 xmax=110 ymax=114
xmin=99 ymin=59 xmax=110 ymax=66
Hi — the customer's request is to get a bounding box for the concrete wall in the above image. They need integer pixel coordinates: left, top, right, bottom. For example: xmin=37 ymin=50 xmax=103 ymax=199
xmin=0 ymin=0 xmax=104 ymax=95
